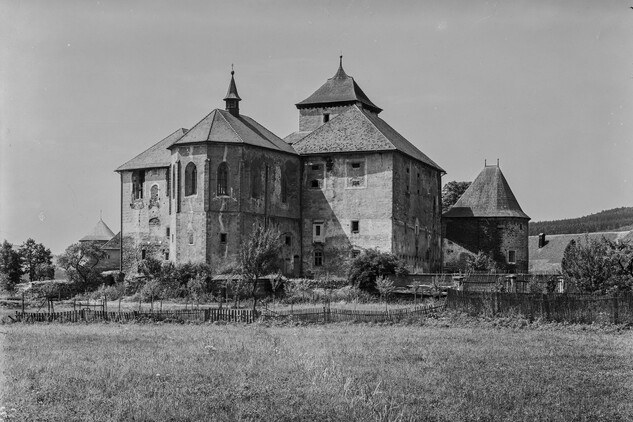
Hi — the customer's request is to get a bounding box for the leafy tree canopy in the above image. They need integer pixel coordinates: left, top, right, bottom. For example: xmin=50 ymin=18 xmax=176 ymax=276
xmin=57 ymin=242 xmax=107 ymax=291
xmin=348 ymin=249 xmax=408 ymax=293
xmin=0 ymin=240 xmax=23 ymax=290
xmin=18 ymin=238 xmax=53 ymax=282
xmin=441 ymin=181 xmax=471 ymax=213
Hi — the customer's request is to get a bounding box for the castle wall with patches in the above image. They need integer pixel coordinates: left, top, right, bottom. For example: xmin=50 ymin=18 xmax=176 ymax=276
xmin=391 ymin=152 xmax=443 ymax=273
xmin=301 ymin=152 xmax=394 ymax=278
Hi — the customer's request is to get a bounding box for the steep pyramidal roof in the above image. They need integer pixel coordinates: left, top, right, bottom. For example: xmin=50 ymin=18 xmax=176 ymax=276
xmin=223 ymin=70 xmax=241 ymax=101
xmin=293 ymin=105 xmax=444 ymax=171
xmin=443 ymin=166 xmax=529 ymax=219
xmin=116 ymin=128 xmax=187 ymax=171
xmin=296 ymin=57 xmax=382 ymax=114
xmin=80 ymin=219 xmax=116 ymax=242
xmin=170 ymin=108 xmax=296 ymax=155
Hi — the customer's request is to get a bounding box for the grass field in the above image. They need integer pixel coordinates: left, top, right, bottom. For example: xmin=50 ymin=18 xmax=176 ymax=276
xmin=1 ymin=320 xmax=632 ymax=421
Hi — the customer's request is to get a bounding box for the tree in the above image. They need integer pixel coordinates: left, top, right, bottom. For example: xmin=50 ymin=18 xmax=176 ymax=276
xmin=0 ymin=240 xmax=23 ymax=290
xmin=562 ymin=236 xmax=633 ymax=294
xmin=348 ymin=248 xmax=408 ymax=293
xmin=18 ymin=238 xmax=53 ymax=282
xmin=375 ymin=275 xmax=395 ymax=310
xmin=57 ymin=242 xmax=108 ymax=291
xmin=238 ymin=224 xmax=283 ymax=312
xmin=441 ymin=181 xmax=471 ymax=213
xmin=466 ymin=251 xmax=497 ymax=273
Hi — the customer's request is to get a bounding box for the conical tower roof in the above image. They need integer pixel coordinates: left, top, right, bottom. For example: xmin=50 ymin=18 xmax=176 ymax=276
xmin=443 ymin=166 xmax=529 ymax=219
xmin=296 ymin=56 xmax=382 ymax=114
xmin=79 ymin=219 xmax=116 ymax=242
xmin=223 ymin=69 xmax=241 ymax=101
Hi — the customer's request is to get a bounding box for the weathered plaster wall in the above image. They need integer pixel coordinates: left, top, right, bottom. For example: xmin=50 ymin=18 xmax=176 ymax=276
xmin=442 ymin=217 xmax=529 ymax=272
xmin=301 ymin=152 xmax=393 ymax=278
xmin=391 ymin=152 xmax=442 ymax=273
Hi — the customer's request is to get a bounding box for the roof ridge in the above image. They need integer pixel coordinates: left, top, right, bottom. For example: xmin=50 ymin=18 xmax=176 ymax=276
xmin=205 ymin=109 xmax=218 ymax=142
xmin=217 ymin=110 xmax=245 ymax=143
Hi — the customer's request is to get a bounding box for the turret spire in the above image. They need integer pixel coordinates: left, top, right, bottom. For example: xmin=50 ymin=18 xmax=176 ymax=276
xmin=224 ymin=65 xmax=241 ymax=117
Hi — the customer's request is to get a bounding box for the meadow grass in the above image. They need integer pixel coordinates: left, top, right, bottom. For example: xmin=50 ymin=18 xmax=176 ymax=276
xmin=1 ymin=321 xmax=632 ymax=421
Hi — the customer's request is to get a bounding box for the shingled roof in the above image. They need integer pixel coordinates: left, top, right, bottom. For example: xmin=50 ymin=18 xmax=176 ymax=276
xmin=296 ymin=57 xmax=382 ymax=114
xmin=528 ymin=231 xmax=632 ymax=272
xmin=443 ymin=166 xmax=529 ymax=219
xmin=116 ymin=128 xmax=187 ymax=172
xmin=79 ymin=219 xmax=116 ymax=242
xmin=292 ymin=105 xmax=444 ymax=171
xmin=170 ymin=109 xmax=296 ymax=155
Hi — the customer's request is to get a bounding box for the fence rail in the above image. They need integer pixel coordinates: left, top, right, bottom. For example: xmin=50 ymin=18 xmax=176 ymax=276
xmin=12 ymin=302 xmax=446 ymax=324
xmin=446 ymin=289 xmax=633 ymax=324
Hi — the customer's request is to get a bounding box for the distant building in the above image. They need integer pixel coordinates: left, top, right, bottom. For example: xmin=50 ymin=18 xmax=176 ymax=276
xmin=528 ymin=230 xmax=633 ymax=273
xmin=79 ymin=218 xmax=120 ymax=271
xmin=442 ymin=165 xmax=530 ymax=273
xmin=115 ymin=58 xmax=444 ymax=277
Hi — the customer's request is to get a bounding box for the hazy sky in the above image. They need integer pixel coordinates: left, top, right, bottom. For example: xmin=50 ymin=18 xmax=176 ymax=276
xmin=1 ymin=0 xmax=632 ymax=254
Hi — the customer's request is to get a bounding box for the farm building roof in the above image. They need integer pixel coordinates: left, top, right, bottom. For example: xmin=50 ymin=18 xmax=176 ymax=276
xmin=79 ymin=219 xmax=116 ymax=242
xmin=443 ymin=166 xmax=529 ymax=219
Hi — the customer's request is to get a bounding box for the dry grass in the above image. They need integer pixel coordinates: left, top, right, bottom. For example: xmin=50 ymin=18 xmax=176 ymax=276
xmin=1 ymin=321 xmax=632 ymax=421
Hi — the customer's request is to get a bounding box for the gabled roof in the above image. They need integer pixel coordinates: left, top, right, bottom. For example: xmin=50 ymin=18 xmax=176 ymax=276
xmin=296 ymin=58 xmax=382 ymax=114
xmin=102 ymin=232 xmax=121 ymax=250
xmin=79 ymin=219 xmax=116 ymax=242
xmin=116 ymin=128 xmax=187 ymax=172
xmin=443 ymin=166 xmax=529 ymax=219
xmin=292 ymin=105 xmax=444 ymax=171
xmin=170 ymin=109 xmax=296 ymax=155
xmin=528 ymin=231 xmax=632 ymax=273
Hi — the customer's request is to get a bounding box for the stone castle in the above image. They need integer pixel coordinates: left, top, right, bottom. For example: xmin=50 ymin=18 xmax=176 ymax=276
xmin=115 ymin=58 xmax=528 ymax=277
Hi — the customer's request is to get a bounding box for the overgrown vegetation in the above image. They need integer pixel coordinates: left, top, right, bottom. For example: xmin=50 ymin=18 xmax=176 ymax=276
xmin=562 ymin=236 xmax=633 ymax=294
xmin=2 ymin=323 xmax=631 ymax=421
xmin=529 ymin=206 xmax=633 ymax=236
xmin=441 ymin=180 xmax=471 ymax=213
xmin=348 ymin=248 xmax=408 ymax=293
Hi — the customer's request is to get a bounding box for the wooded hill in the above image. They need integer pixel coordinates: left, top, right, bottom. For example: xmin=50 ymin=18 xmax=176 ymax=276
xmin=528 ymin=207 xmax=633 ymax=236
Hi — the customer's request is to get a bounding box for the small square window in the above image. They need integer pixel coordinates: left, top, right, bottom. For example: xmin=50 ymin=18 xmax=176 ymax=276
xmin=310 ymin=180 xmax=320 ymax=188
xmin=351 ymin=180 xmax=361 ymax=187
xmin=352 ymin=250 xmax=360 ymax=258
xmin=351 ymin=220 xmax=359 ymax=233
xmin=220 ymin=233 xmax=227 ymax=243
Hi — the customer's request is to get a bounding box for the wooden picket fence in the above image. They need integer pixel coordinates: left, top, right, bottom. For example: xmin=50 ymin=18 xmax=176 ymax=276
xmin=261 ymin=302 xmax=445 ymax=323
xmin=12 ymin=302 xmax=445 ymax=324
xmin=446 ymin=289 xmax=633 ymax=324
xmin=12 ymin=308 xmax=257 ymax=324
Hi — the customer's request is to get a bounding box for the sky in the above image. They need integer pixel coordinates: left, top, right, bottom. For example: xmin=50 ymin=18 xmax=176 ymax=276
xmin=1 ymin=0 xmax=632 ymax=254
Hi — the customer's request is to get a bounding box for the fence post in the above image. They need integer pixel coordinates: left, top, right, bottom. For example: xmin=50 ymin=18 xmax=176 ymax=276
xmin=612 ymin=296 xmax=619 ymax=325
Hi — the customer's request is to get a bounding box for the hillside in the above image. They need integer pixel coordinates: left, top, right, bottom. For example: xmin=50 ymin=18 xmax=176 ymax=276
xmin=528 ymin=207 xmax=633 ymax=236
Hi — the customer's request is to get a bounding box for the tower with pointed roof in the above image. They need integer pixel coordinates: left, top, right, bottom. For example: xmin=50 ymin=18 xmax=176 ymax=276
xmin=286 ymin=58 xmax=445 ymax=275
xmin=442 ymin=164 xmax=530 ymax=272
xmin=116 ymin=70 xmax=302 ymax=274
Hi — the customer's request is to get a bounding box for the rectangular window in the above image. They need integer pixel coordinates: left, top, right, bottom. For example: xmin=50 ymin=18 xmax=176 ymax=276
xmin=323 ymin=113 xmax=330 ymax=123
xmin=313 ymin=222 xmax=324 ymax=243
xmin=352 ymin=249 xmax=360 ymax=258
xmin=285 ymin=235 xmax=291 ymax=246
xmin=141 ymin=249 xmax=146 ymax=260
xmin=307 ymin=163 xmax=324 ymax=189
xmin=164 ymin=251 xmax=169 ymax=260
xmin=508 ymin=250 xmax=516 ymax=264
xmin=188 ymin=232 xmax=194 ymax=245
xmin=351 ymin=220 xmax=359 ymax=233
xmin=220 ymin=233 xmax=227 ymax=243
xmin=346 ymin=160 xmax=366 ymax=188
xmin=166 ymin=227 xmax=170 ymax=237
xmin=314 ymin=251 xmax=323 ymax=267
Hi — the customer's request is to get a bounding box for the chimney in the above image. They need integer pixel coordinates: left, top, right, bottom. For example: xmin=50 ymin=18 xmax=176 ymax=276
xmin=538 ymin=233 xmax=546 ymax=248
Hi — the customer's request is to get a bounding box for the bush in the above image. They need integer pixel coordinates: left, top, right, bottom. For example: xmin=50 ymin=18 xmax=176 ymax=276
xmin=348 ymin=249 xmax=408 ymax=293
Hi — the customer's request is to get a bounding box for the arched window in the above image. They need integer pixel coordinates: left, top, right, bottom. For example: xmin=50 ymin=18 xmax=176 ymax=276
xmin=217 ymin=162 xmax=228 ymax=196
xmin=185 ymin=162 xmax=197 ymax=196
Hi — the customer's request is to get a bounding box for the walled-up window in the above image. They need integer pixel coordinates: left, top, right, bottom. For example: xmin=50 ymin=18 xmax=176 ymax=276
xmin=149 ymin=184 xmax=159 ymax=208
xmin=132 ymin=170 xmax=145 ymax=200
xmin=185 ymin=162 xmax=197 ymax=196
xmin=307 ymin=163 xmax=324 ymax=189
xmin=217 ymin=162 xmax=228 ymax=196
xmin=346 ymin=160 xmax=366 ymax=188
xmin=251 ymin=163 xmax=262 ymax=198
xmin=280 ymin=171 xmax=288 ymax=203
